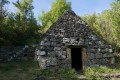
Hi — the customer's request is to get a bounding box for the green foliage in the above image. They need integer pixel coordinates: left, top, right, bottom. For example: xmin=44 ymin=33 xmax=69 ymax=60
xmin=0 ymin=0 xmax=9 ymax=6
xmin=0 ymin=0 xmax=9 ymax=24
xmin=84 ymin=66 xmax=120 ymax=79
xmin=38 ymin=68 xmax=77 ymax=79
xmin=0 ymin=0 xmax=40 ymax=45
xmin=83 ymin=0 xmax=120 ymax=51
xmin=39 ymin=0 xmax=71 ymax=33
xmin=0 ymin=0 xmax=72 ymax=45
xmin=0 ymin=61 xmax=78 ymax=80
xmin=0 ymin=0 xmax=11 ymax=45
xmin=13 ymin=0 xmax=34 ymax=18
xmin=0 ymin=61 xmax=39 ymax=80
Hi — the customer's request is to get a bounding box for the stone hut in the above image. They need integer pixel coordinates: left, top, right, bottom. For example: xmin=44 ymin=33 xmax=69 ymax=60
xmin=36 ymin=10 xmax=115 ymax=71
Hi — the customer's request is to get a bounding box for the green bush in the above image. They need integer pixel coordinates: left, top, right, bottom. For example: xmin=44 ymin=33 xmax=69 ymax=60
xmin=84 ymin=65 xmax=120 ymax=79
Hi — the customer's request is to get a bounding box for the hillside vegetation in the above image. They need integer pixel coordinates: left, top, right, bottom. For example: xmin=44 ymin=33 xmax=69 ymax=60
xmin=82 ymin=0 xmax=120 ymax=53
xmin=0 ymin=0 xmax=120 ymax=53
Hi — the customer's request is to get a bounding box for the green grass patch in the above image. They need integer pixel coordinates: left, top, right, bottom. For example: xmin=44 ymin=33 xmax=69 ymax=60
xmin=1 ymin=60 xmax=120 ymax=80
xmin=84 ymin=65 xmax=120 ymax=80
xmin=0 ymin=61 xmax=78 ymax=80
xmin=37 ymin=67 xmax=77 ymax=79
xmin=0 ymin=61 xmax=39 ymax=80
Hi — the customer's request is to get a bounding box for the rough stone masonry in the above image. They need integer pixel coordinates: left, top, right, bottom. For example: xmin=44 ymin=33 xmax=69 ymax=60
xmin=35 ymin=9 xmax=115 ymax=69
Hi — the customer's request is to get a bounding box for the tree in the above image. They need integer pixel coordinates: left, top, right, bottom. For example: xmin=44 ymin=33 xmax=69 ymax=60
xmin=0 ymin=0 xmax=9 ymax=24
xmin=82 ymin=13 xmax=104 ymax=38
xmin=39 ymin=0 xmax=71 ymax=33
xmin=8 ymin=0 xmax=40 ymax=45
xmin=111 ymin=1 xmax=120 ymax=36
xmin=12 ymin=0 xmax=35 ymax=31
xmin=0 ymin=0 xmax=40 ymax=45
xmin=83 ymin=0 xmax=120 ymax=51
xmin=13 ymin=0 xmax=34 ymax=19
xmin=0 ymin=0 xmax=10 ymax=45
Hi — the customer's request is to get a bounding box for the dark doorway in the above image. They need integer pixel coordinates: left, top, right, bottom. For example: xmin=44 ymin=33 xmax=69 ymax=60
xmin=71 ymin=48 xmax=83 ymax=71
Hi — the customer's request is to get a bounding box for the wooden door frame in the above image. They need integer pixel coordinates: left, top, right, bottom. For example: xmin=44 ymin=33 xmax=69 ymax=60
xmin=82 ymin=48 xmax=87 ymax=69
xmin=66 ymin=46 xmax=87 ymax=70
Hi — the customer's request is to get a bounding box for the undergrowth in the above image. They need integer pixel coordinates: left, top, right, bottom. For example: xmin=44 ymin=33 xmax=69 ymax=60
xmin=0 ymin=61 xmax=78 ymax=80
xmin=0 ymin=57 xmax=120 ymax=80
xmin=84 ymin=65 xmax=120 ymax=80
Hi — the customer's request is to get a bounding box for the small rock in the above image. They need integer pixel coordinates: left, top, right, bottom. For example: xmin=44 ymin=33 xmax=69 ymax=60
xmin=34 ymin=76 xmax=46 ymax=80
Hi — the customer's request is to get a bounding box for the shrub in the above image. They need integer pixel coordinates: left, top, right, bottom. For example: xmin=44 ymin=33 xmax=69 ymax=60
xmin=84 ymin=65 xmax=120 ymax=79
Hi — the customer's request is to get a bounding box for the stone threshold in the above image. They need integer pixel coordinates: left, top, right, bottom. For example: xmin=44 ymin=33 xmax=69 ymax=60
xmin=77 ymin=75 xmax=87 ymax=80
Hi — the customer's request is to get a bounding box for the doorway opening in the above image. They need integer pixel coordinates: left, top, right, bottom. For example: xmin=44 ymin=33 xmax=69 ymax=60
xmin=71 ymin=48 xmax=83 ymax=71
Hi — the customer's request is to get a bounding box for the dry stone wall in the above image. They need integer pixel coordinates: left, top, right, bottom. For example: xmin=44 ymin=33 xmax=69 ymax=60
xmin=0 ymin=45 xmax=36 ymax=62
xmin=36 ymin=10 xmax=115 ymax=69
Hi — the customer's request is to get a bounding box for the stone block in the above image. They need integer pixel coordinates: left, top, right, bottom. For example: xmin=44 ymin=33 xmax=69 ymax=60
xmin=97 ymin=48 xmax=101 ymax=52
xmin=101 ymin=58 xmax=107 ymax=64
xmin=31 ymin=44 xmax=36 ymax=47
xmin=39 ymin=62 xmax=46 ymax=69
xmin=70 ymin=38 xmax=78 ymax=45
xmin=78 ymin=39 xmax=84 ymax=44
xmin=40 ymin=41 xmax=44 ymax=45
xmin=25 ymin=45 xmax=29 ymax=48
xmin=50 ymin=38 xmax=56 ymax=42
xmin=56 ymin=51 xmax=62 ymax=57
xmin=45 ymin=60 xmax=51 ymax=67
xmin=63 ymin=38 xmax=70 ymax=43
xmin=54 ymin=47 xmax=61 ymax=51
xmin=44 ymin=38 xmax=48 ymax=41
xmin=50 ymin=58 xmax=57 ymax=65
xmin=88 ymin=42 xmax=92 ymax=45
xmin=105 ymin=48 xmax=109 ymax=52
xmin=44 ymin=42 xmax=50 ymax=46
xmin=22 ymin=47 xmax=26 ymax=51
xmin=109 ymin=57 xmax=115 ymax=64
xmin=40 ymin=51 xmax=46 ymax=56
xmin=95 ymin=59 xmax=100 ymax=64
xmin=61 ymin=55 xmax=66 ymax=59
xmin=37 ymin=50 xmax=46 ymax=56
xmin=96 ymin=53 xmax=103 ymax=58
xmin=90 ymin=49 xmax=96 ymax=53
xmin=100 ymin=45 xmax=105 ymax=49
xmin=88 ymin=53 xmax=94 ymax=59
xmin=87 ymin=60 xmax=92 ymax=66
xmin=103 ymin=53 xmax=112 ymax=58
xmin=44 ymin=58 xmax=57 ymax=67
xmin=109 ymin=49 xmax=112 ymax=53
xmin=48 ymin=51 xmax=57 ymax=57
xmin=41 ymin=58 xmax=46 ymax=63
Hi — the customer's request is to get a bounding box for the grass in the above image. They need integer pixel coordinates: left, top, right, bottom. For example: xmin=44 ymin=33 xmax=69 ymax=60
xmin=0 ymin=60 xmax=78 ymax=80
xmin=0 ymin=56 xmax=120 ymax=80
xmin=0 ymin=61 xmax=39 ymax=80
xmin=84 ymin=56 xmax=120 ymax=79
xmin=37 ymin=67 xmax=78 ymax=80
xmin=84 ymin=65 xmax=120 ymax=80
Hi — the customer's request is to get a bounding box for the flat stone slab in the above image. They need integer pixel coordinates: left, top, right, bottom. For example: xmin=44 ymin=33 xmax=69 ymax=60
xmin=77 ymin=75 xmax=87 ymax=80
